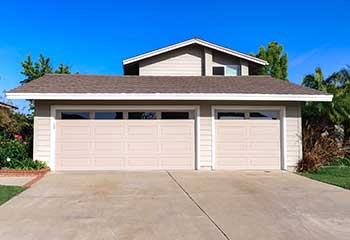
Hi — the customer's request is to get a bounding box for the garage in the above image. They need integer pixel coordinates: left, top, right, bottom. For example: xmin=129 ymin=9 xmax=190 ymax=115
xmin=55 ymin=109 xmax=195 ymax=170
xmin=214 ymin=108 xmax=281 ymax=170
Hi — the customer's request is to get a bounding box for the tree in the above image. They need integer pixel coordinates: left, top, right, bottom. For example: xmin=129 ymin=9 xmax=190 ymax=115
xmin=20 ymin=54 xmax=70 ymax=84
xmin=302 ymin=66 xmax=350 ymax=144
xmin=251 ymin=42 xmax=288 ymax=80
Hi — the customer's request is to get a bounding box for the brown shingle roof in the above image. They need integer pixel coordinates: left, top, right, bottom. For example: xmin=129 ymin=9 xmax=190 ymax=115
xmin=8 ymin=74 xmax=326 ymax=95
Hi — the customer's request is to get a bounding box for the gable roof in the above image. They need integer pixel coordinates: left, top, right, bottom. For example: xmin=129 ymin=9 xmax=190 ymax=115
xmin=122 ymin=38 xmax=269 ymax=66
xmin=6 ymin=74 xmax=332 ymax=102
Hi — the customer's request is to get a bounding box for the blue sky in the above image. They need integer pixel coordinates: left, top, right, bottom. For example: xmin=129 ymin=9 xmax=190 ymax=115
xmin=0 ymin=0 xmax=349 ymax=112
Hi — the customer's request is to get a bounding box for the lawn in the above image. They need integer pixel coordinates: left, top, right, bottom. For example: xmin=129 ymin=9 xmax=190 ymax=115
xmin=302 ymin=166 xmax=350 ymax=189
xmin=0 ymin=185 xmax=24 ymax=205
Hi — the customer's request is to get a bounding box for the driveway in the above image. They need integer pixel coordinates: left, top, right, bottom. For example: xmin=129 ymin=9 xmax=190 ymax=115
xmin=0 ymin=171 xmax=349 ymax=240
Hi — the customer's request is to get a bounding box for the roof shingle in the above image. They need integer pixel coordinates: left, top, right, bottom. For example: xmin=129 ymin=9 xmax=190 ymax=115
xmin=8 ymin=74 xmax=326 ymax=95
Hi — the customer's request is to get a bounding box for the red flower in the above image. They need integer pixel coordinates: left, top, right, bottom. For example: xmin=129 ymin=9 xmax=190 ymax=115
xmin=15 ymin=134 xmax=23 ymax=140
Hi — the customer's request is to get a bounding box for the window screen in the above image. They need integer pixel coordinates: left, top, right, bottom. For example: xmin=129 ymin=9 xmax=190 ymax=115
xmin=161 ymin=112 xmax=189 ymax=119
xmin=128 ymin=112 xmax=157 ymax=119
xmin=213 ymin=66 xmax=225 ymax=75
xmin=61 ymin=112 xmax=90 ymax=119
xmin=217 ymin=112 xmax=245 ymax=120
xmin=95 ymin=112 xmax=123 ymax=120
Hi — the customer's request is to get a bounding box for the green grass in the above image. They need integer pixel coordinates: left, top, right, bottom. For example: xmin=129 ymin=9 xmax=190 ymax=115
xmin=302 ymin=166 xmax=350 ymax=189
xmin=0 ymin=185 xmax=24 ymax=205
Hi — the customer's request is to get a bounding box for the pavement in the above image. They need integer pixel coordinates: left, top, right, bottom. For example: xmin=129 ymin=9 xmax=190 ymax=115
xmin=0 ymin=171 xmax=349 ymax=240
xmin=0 ymin=176 xmax=36 ymax=186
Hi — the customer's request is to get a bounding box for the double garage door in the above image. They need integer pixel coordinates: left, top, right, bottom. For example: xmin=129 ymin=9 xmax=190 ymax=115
xmin=55 ymin=110 xmax=195 ymax=170
xmin=55 ymin=108 xmax=281 ymax=170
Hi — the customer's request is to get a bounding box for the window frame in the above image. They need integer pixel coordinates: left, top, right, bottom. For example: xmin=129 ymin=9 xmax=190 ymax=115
xmin=212 ymin=65 xmax=240 ymax=76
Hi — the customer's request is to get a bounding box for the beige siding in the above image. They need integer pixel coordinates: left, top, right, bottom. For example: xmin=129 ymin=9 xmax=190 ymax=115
xmin=240 ymin=60 xmax=249 ymax=76
xmin=34 ymin=100 xmax=303 ymax=170
xmin=139 ymin=45 xmax=203 ymax=76
xmin=199 ymin=104 xmax=212 ymax=167
xmin=286 ymin=103 xmax=303 ymax=167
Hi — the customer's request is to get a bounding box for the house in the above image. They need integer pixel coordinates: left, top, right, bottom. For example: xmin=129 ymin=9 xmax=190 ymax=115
xmin=6 ymin=38 xmax=332 ymax=171
xmin=0 ymin=101 xmax=17 ymax=110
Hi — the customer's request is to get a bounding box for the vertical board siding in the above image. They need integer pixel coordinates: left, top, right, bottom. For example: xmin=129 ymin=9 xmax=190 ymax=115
xmin=139 ymin=46 xmax=203 ymax=76
xmin=286 ymin=103 xmax=302 ymax=167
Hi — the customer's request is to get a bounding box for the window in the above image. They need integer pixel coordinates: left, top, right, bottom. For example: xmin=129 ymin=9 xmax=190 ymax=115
xmin=213 ymin=66 xmax=225 ymax=76
xmin=128 ymin=112 xmax=157 ymax=119
xmin=61 ymin=112 xmax=90 ymax=119
xmin=161 ymin=112 xmax=189 ymax=119
xmin=217 ymin=112 xmax=245 ymax=120
xmin=249 ymin=111 xmax=278 ymax=120
xmin=225 ymin=65 xmax=239 ymax=76
xmin=95 ymin=112 xmax=123 ymax=120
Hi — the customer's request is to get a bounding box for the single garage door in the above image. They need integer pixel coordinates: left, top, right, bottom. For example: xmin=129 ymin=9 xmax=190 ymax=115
xmin=215 ymin=110 xmax=281 ymax=169
xmin=55 ymin=110 xmax=195 ymax=170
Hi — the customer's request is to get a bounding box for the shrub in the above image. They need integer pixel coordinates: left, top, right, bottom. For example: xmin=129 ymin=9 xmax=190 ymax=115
xmin=328 ymin=157 xmax=350 ymax=167
xmin=0 ymin=136 xmax=47 ymax=170
xmin=6 ymin=158 xmax=47 ymax=170
xmin=0 ymin=138 xmax=29 ymax=168
xmin=297 ymin=124 xmax=349 ymax=172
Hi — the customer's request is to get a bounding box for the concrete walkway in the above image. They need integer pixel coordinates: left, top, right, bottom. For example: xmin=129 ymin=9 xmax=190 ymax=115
xmin=0 ymin=176 xmax=35 ymax=186
xmin=0 ymin=171 xmax=349 ymax=240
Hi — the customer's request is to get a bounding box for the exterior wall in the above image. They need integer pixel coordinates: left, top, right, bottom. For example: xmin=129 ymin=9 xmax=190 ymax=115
xmin=33 ymin=101 xmax=51 ymax=163
xmin=34 ymin=100 xmax=302 ymax=170
xmin=138 ymin=46 xmax=250 ymax=76
xmin=139 ymin=45 xmax=203 ymax=76
xmin=286 ymin=103 xmax=303 ymax=167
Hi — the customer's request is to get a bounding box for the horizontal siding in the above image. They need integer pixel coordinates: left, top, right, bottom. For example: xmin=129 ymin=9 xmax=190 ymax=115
xmin=33 ymin=116 xmax=50 ymax=164
xmin=139 ymin=45 xmax=202 ymax=76
xmin=200 ymin=104 xmax=212 ymax=167
xmin=286 ymin=103 xmax=302 ymax=167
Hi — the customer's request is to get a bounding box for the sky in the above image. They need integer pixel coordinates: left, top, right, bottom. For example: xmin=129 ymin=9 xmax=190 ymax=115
xmin=0 ymin=0 xmax=349 ymax=112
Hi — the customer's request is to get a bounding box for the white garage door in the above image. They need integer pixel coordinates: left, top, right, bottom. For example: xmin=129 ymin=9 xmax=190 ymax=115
xmin=215 ymin=110 xmax=281 ymax=169
xmin=55 ymin=111 xmax=195 ymax=170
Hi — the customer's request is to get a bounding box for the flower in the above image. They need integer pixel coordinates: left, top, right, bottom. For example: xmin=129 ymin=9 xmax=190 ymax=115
xmin=15 ymin=134 xmax=23 ymax=140
xmin=6 ymin=157 xmax=11 ymax=162
xmin=23 ymin=141 xmax=28 ymax=145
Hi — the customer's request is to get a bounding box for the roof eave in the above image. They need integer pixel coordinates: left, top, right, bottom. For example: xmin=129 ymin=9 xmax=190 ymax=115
xmin=6 ymin=93 xmax=333 ymax=102
xmin=122 ymin=38 xmax=268 ymax=66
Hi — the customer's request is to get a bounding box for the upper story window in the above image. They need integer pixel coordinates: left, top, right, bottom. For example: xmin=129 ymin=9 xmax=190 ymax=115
xmin=212 ymin=65 xmax=240 ymax=76
xmin=213 ymin=66 xmax=225 ymax=76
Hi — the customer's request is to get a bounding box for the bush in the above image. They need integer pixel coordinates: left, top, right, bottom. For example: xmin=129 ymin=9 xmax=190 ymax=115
xmin=0 ymin=137 xmax=29 ymax=168
xmin=297 ymin=124 xmax=349 ymax=172
xmin=328 ymin=157 xmax=350 ymax=167
xmin=0 ymin=136 xmax=47 ymax=170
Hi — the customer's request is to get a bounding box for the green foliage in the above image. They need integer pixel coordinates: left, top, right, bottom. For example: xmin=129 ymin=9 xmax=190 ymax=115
xmin=20 ymin=54 xmax=70 ymax=84
xmin=328 ymin=157 xmax=350 ymax=167
xmin=302 ymin=66 xmax=350 ymax=131
xmin=6 ymin=158 xmax=47 ymax=170
xmin=0 ymin=138 xmax=29 ymax=168
xmin=251 ymin=42 xmax=288 ymax=80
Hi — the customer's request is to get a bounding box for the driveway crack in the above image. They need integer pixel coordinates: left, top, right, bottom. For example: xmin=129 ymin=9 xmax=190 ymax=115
xmin=166 ymin=171 xmax=231 ymax=240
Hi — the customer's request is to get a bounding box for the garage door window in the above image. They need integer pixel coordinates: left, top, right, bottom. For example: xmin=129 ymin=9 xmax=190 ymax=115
xmin=128 ymin=112 xmax=157 ymax=119
xmin=161 ymin=112 xmax=189 ymax=119
xmin=61 ymin=112 xmax=90 ymax=119
xmin=95 ymin=112 xmax=123 ymax=120
xmin=249 ymin=111 xmax=278 ymax=120
xmin=217 ymin=112 xmax=245 ymax=120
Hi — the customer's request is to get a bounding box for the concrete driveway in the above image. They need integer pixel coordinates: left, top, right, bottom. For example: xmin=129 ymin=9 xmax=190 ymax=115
xmin=0 ymin=171 xmax=349 ymax=240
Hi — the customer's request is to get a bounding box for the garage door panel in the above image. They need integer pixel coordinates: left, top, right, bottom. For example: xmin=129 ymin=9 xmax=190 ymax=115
xmin=56 ymin=113 xmax=195 ymax=170
xmin=215 ymin=117 xmax=281 ymax=170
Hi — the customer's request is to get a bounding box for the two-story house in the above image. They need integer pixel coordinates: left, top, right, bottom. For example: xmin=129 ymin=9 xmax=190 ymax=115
xmin=7 ymin=38 xmax=332 ymax=171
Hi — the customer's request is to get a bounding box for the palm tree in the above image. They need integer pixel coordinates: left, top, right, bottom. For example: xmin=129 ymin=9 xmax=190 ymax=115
xmin=302 ymin=66 xmax=350 ymax=145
